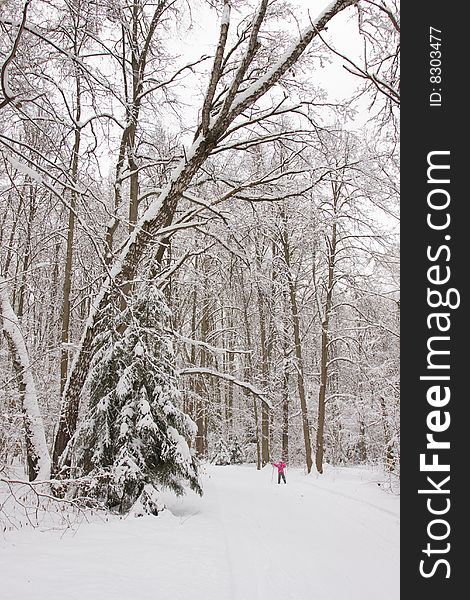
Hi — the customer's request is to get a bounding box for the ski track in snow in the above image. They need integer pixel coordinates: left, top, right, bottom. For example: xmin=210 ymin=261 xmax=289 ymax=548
xmin=0 ymin=465 xmax=399 ymax=600
xmin=307 ymin=479 xmax=399 ymax=518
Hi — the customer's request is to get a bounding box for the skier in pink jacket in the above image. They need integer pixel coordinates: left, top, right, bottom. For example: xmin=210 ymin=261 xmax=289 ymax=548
xmin=272 ymin=462 xmax=287 ymax=484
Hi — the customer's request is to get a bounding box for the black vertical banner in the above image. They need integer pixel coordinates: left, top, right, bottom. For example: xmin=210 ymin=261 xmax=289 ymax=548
xmin=402 ymin=3 xmax=467 ymax=597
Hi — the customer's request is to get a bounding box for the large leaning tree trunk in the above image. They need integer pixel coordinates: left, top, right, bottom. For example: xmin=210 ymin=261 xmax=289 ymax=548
xmin=52 ymin=0 xmax=357 ymax=472
xmin=0 ymin=276 xmax=51 ymax=481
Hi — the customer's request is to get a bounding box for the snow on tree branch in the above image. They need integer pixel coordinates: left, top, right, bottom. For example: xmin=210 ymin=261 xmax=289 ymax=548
xmin=178 ymin=367 xmax=272 ymax=409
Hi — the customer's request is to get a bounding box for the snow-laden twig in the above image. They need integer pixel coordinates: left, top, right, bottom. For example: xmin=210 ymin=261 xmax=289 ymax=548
xmin=0 ymin=476 xmax=106 ymax=531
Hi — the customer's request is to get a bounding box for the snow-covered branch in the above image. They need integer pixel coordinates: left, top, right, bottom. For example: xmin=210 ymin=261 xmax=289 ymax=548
xmin=0 ymin=0 xmax=31 ymax=109
xmin=176 ymin=334 xmax=252 ymax=356
xmin=178 ymin=367 xmax=272 ymax=409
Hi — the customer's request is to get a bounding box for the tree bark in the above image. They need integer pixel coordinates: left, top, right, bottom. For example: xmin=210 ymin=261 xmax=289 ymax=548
xmin=280 ymin=207 xmax=313 ymax=473
xmin=15 ymin=185 xmax=35 ymax=318
xmin=195 ymin=290 xmax=209 ymax=457
xmin=379 ymin=395 xmax=396 ymax=471
xmin=256 ymin=266 xmax=270 ymax=467
xmin=316 ymin=197 xmax=338 ymax=474
xmin=60 ymin=111 xmax=81 ymax=395
xmin=241 ymin=271 xmax=261 ymax=470
xmin=1 ymin=277 xmax=51 ymax=480
xmin=281 ymin=291 xmax=290 ymax=463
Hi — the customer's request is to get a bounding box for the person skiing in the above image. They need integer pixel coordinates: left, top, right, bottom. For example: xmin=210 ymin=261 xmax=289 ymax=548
xmin=272 ymin=461 xmax=287 ymax=484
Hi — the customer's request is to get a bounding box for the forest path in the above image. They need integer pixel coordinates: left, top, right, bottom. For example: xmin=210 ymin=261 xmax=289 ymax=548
xmin=0 ymin=465 xmax=399 ymax=600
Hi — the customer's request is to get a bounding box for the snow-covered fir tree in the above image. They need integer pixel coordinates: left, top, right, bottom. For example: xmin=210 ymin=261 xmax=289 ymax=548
xmin=211 ymin=438 xmax=244 ymax=465
xmin=229 ymin=440 xmax=244 ymax=465
xmin=70 ymin=281 xmax=201 ymax=513
xmin=211 ymin=438 xmax=231 ymax=465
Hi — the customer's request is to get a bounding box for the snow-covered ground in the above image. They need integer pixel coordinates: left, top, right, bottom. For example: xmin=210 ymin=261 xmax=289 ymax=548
xmin=0 ymin=465 xmax=399 ymax=600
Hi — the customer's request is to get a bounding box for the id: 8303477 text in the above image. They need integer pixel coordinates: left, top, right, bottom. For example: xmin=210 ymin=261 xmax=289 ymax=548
xmin=429 ymin=27 xmax=443 ymax=107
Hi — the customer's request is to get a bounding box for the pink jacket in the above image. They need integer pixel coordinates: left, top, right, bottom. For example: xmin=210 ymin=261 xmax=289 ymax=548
xmin=272 ymin=462 xmax=286 ymax=474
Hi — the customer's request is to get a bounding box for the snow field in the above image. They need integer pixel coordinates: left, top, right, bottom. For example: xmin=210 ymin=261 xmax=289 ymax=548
xmin=0 ymin=464 xmax=399 ymax=600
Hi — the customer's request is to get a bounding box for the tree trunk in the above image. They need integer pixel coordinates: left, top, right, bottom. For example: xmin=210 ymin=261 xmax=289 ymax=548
xmin=316 ymin=210 xmax=338 ymax=474
xmin=241 ymin=273 xmax=261 ymax=470
xmin=281 ymin=276 xmax=290 ymax=463
xmin=1 ymin=193 xmax=22 ymax=277
xmin=195 ymin=277 xmax=210 ymax=457
xmin=223 ymin=307 xmax=234 ymax=433
xmin=280 ymin=208 xmax=313 ymax=473
xmin=1 ymin=277 xmax=51 ymax=480
xmin=60 ymin=118 xmax=81 ymax=395
xmin=281 ymin=326 xmax=290 ymax=463
xmin=357 ymin=417 xmax=367 ymax=462
xmin=186 ymin=285 xmax=198 ymax=446
xmin=16 ymin=185 xmax=35 ymax=319
xmin=257 ymin=283 xmax=270 ymax=467
xmin=281 ymin=365 xmax=289 ymax=463
xmin=60 ymin=20 xmax=83 ymax=392
xmin=379 ymin=395 xmax=396 ymax=471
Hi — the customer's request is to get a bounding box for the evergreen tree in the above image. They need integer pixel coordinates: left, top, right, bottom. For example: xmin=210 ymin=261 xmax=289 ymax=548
xmin=229 ymin=440 xmax=244 ymax=465
xmin=211 ymin=438 xmax=244 ymax=465
xmin=211 ymin=438 xmax=231 ymax=465
xmin=71 ymin=281 xmax=201 ymax=513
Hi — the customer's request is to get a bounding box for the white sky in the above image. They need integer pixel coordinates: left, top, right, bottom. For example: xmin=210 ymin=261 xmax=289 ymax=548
xmin=89 ymin=1 xmax=368 ymax=177
xmin=179 ymin=0 xmax=363 ymax=100
xmin=158 ymin=0 xmax=367 ymax=141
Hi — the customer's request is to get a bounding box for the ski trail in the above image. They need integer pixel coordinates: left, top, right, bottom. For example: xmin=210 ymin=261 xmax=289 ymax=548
xmin=202 ymin=472 xmax=237 ymax=600
xmin=0 ymin=465 xmax=399 ymax=600
xmin=301 ymin=479 xmax=399 ymax=518
xmin=204 ymin=466 xmax=399 ymax=600
xmin=212 ymin=472 xmax=279 ymax=600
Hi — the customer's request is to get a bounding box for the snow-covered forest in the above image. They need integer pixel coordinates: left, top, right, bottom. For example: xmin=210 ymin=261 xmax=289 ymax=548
xmin=1 ymin=0 xmax=399 ymax=594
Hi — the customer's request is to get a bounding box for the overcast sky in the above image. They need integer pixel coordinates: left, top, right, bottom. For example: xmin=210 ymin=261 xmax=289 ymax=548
xmin=180 ymin=0 xmax=362 ymax=100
